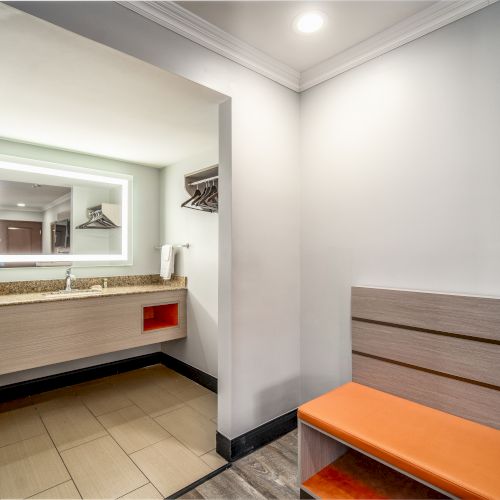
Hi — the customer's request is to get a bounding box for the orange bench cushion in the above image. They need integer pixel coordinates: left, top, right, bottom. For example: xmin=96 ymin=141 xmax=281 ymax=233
xmin=298 ymin=382 xmax=500 ymax=500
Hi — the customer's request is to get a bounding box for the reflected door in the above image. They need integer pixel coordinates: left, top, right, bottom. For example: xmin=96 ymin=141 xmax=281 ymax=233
xmin=0 ymin=221 xmax=42 ymax=254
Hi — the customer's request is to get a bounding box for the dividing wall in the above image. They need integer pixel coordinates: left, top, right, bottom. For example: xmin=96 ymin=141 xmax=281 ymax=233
xmin=300 ymin=2 xmax=500 ymax=402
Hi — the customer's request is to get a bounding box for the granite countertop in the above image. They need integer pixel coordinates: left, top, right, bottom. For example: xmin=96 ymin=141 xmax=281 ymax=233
xmin=0 ymin=280 xmax=186 ymax=307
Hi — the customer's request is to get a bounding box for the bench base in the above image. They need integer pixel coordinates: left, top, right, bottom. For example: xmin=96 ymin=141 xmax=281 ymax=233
xmin=299 ymin=420 xmax=454 ymax=499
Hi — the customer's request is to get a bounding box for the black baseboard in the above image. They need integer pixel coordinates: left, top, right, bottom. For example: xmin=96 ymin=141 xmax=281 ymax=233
xmin=167 ymin=463 xmax=231 ymax=499
xmin=216 ymin=409 xmax=297 ymax=462
xmin=0 ymin=352 xmax=218 ymax=402
xmin=0 ymin=352 xmax=163 ymax=402
xmin=160 ymin=352 xmax=217 ymax=393
xmin=300 ymin=488 xmax=315 ymax=499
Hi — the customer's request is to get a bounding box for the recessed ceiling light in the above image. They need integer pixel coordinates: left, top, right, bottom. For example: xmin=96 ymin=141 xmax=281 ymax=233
xmin=17 ymin=202 xmax=26 ymax=207
xmin=294 ymin=11 xmax=325 ymax=34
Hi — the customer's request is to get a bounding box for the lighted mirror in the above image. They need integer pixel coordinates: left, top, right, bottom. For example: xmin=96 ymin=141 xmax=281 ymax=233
xmin=0 ymin=157 xmax=131 ymax=267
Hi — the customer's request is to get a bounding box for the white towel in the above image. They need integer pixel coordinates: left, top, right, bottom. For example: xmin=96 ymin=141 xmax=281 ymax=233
xmin=160 ymin=244 xmax=175 ymax=280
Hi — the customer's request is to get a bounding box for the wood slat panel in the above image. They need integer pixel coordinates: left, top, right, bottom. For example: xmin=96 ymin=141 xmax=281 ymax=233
xmin=0 ymin=290 xmax=186 ymax=376
xmin=352 ymin=287 xmax=500 ymax=342
xmin=352 ymin=354 xmax=500 ymax=429
xmin=352 ymin=320 xmax=500 ymax=388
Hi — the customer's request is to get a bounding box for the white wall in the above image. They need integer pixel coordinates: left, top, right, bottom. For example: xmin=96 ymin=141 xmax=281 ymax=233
xmin=0 ymin=210 xmax=43 ymax=222
xmin=300 ymin=3 xmax=500 ymax=402
xmin=0 ymin=138 xmax=161 ymax=281
xmin=10 ymin=2 xmax=301 ymax=439
xmin=160 ymin=149 xmax=219 ymax=377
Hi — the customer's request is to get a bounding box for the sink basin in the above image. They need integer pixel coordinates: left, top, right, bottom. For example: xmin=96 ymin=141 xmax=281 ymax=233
xmin=43 ymin=289 xmax=103 ymax=298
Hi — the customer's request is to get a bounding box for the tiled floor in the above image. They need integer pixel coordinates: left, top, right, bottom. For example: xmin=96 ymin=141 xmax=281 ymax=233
xmin=0 ymin=365 xmax=224 ymax=499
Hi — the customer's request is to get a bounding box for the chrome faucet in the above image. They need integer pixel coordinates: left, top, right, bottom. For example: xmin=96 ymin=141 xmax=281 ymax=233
xmin=65 ymin=267 xmax=75 ymax=292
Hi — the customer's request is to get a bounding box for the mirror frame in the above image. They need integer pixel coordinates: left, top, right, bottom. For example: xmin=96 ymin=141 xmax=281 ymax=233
xmin=0 ymin=155 xmax=132 ymax=264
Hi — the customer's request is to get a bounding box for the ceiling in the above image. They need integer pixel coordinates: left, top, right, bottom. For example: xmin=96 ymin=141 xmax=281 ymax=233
xmin=0 ymin=3 xmax=225 ymax=168
xmin=0 ymin=181 xmax=70 ymax=211
xmin=177 ymin=1 xmax=435 ymax=72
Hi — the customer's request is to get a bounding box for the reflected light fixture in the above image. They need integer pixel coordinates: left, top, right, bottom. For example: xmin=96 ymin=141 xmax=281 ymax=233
xmin=17 ymin=202 xmax=26 ymax=207
xmin=295 ymin=11 xmax=325 ymax=33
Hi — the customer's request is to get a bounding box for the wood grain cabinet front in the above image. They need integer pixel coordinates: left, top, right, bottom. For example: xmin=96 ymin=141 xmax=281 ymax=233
xmin=0 ymin=290 xmax=187 ymax=376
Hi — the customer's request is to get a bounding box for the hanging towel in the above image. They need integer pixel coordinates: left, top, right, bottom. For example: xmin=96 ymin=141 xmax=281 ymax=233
xmin=160 ymin=244 xmax=175 ymax=280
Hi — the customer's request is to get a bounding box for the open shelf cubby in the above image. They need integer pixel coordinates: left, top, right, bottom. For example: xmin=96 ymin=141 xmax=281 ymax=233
xmin=143 ymin=303 xmax=179 ymax=332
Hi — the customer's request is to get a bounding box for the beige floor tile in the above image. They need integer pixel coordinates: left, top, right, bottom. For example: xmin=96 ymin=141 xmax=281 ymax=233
xmin=33 ymin=388 xmax=82 ymax=416
xmin=41 ymin=402 xmax=107 ymax=451
xmin=156 ymin=377 xmax=210 ymax=402
xmin=200 ymin=449 xmax=227 ymax=470
xmin=61 ymin=435 xmax=148 ymax=499
xmin=141 ymin=364 xmax=179 ymax=380
xmin=72 ymin=378 xmax=110 ymax=390
xmin=186 ymin=393 xmax=217 ymax=420
xmin=110 ymin=366 xmax=169 ymax=385
xmin=98 ymin=405 xmax=170 ymax=454
xmin=77 ymin=382 xmax=133 ymax=417
xmin=31 ymin=480 xmax=81 ymax=499
xmin=0 ymin=434 xmax=70 ymax=499
xmin=0 ymin=396 xmax=33 ymax=414
xmin=155 ymin=406 xmax=216 ymax=456
xmin=119 ymin=380 xmax=185 ymax=418
xmin=0 ymin=406 xmax=46 ymax=448
xmin=130 ymin=437 xmax=211 ymax=497
xmin=119 ymin=483 xmax=163 ymax=499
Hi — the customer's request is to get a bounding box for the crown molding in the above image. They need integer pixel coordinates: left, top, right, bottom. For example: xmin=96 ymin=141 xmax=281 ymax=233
xmin=118 ymin=0 xmax=496 ymax=93
xmin=117 ymin=1 xmax=300 ymax=91
xmin=300 ymin=0 xmax=497 ymax=91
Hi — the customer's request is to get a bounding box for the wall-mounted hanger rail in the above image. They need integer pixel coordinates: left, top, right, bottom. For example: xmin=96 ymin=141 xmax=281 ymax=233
xmin=183 ymin=165 xmax=219 ymax=213
xmin=76 ymin=203 xmax=121 ymax=229
xmin=188 ymin=175 xmax=218 ymax=186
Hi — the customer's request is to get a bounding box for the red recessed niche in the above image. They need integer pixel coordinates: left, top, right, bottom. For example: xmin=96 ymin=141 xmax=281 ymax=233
xmin=143 ymin=303 xmax=179 ymax=332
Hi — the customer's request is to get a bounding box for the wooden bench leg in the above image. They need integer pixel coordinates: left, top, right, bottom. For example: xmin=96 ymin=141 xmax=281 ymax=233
xmin=299 ymin=420 xmax=347 ymax=484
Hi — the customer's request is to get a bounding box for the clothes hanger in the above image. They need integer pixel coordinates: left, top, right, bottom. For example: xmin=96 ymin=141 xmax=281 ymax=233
xmin=200 ymin=181 xmax=218 ymax=211
xmin=184 ymin=182 xmax=213 ymax=212
xmin=76 ymin=208 xmax=120 ymax=229
xmin=204 ymin=180 xmax=218 ymax=205
xmin=194 ymin=181 xmax=213 ymax=207
xmin=181 ymin=186 xmax=202 ymax=208
xmin=181 ymin=177 xmax=219 ymax=213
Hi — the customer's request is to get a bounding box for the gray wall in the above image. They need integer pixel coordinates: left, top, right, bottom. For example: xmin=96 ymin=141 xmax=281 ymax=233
xmin=160 ymin=149 xmax=219 ymax=378
xmin=300 ymin=3 xmax=500 ymax=402
xmin=15 ymin=1 xmax=302 ymax=440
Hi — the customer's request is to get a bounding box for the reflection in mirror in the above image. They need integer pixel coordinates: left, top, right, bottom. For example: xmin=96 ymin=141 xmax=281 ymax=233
xmin=0 ymin=180 xmax=71 ymax=261
xmin=0 ymin=160 xmax=130 ymax=267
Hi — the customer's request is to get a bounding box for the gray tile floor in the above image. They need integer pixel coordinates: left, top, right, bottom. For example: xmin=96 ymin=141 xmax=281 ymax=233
xmin=181 ymin=430 xmax=299 ymax=499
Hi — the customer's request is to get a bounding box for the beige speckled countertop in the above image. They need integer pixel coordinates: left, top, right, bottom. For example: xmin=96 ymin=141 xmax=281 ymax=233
xmin=0 ymin=280 xmax=186 ymax=307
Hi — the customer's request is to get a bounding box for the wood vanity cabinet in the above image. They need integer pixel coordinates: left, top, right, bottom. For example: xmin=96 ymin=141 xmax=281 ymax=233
xmin=0 ymin=290 xmax=186 ymax=376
